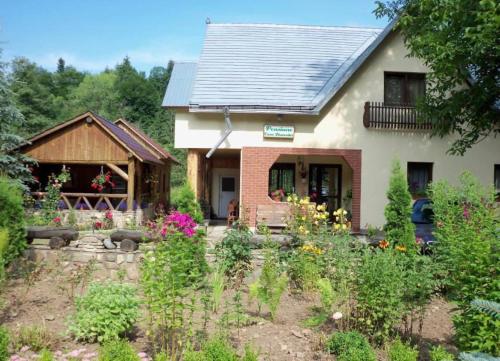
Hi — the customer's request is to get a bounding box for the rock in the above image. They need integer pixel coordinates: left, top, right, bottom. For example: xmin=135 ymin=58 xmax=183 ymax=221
xmin=49 ymin=236 xmax=69 ymax=249
xmin=280 ymin=344 xmax=288 ymax=351
xmin=302 ymin=329 xmax=312 ymax=337
xmin=295 ymin=352 xmax=305 ymax=359
xmin=111 ymin=230 xmax=147 ymax=243
xmin=45 ymin=314 xmax=55 ymax=321
xmin=120 ymin=239 xmax=138 ymax=252
xmin=103 ymin=239 xmax=116 ymax=249
xmin=291 ymin=330 xmax=303 ymax=338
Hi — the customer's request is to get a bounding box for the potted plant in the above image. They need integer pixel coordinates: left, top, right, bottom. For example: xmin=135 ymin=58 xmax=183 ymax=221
xmin=271 ymin=189 xmax=285 ymax=202
xmin=91 ymin=171 xmax=115 ymax=193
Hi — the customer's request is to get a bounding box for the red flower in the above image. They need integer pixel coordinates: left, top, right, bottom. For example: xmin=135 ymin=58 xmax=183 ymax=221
xmin=94 ymin=221 xmax=103 ymax=229
xmin=53 ymin=216 xmax=61 ymax=224
xmin=105 ymin=211 xmax=113 ymax=220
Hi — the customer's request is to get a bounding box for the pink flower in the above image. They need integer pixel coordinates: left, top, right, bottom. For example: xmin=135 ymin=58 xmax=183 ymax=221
xmin=94 ymin=221 xmax=103 ymax=229
xmin=105 ymin=210 xmax=113 ymax=220
xmin=53 ymin=216 xmax=61 ymax=224
xmin=463 ymin=205 xmax=470 ymax=220
xmin=162 ymin=211 xmax=197 ymax=238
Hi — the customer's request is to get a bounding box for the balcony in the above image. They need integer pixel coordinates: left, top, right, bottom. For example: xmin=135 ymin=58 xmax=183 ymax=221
xmin=363 ymin=101 xmax=432 ymax=130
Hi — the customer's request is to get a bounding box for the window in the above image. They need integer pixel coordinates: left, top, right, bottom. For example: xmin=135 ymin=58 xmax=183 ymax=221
xmin=385 ymin=72 xmax=425 ymax=105
xmin=407 ymin=162 xmax=433 ymax=195
xmin=495 ymin=165 xmax=500 ymax=193
xmin=269 ymin=163 xmax=295 ymax=195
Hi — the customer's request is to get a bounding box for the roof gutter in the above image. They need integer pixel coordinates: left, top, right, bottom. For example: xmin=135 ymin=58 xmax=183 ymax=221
xmin=206 ymin=107 xmax=232 ymax=158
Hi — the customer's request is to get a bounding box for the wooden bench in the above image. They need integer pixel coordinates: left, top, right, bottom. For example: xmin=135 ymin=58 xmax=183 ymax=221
xmin=256 ymin=204 xmax=290 ymax=232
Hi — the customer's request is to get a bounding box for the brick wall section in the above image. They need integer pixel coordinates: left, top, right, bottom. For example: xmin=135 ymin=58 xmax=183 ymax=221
xmin=241 ymin=147 xmax=362 ymax=231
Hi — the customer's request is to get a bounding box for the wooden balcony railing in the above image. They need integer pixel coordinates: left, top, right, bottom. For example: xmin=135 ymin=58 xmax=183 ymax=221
xmin=363 ymin=102 xmax=432 ymax=130
xmin=31 ymin=192 xmax=128 ymax=211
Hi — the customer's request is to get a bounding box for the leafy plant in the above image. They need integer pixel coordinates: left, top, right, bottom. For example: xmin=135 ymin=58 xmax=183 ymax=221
xmin=355 ymin=248 xmax=405 ymax=344
xmin=326 ymin=331 xmax=376 ymax=361
xmin=0 ymin=326 xmax=9 ymax=361
xmin=98 ymin=340 xmax=139 ymax=361
xmin=211 ymin=265 xmax=226 ymax=313
xmin=171 ymin=183 xmax=203 ymax=223
xmin=12 ymin=325 xmax=56 ymax=352
xmin=249 ymin=243 xmax=288 ymax=321
xmin=40 ymin=168 xmax=71 ymax=224
xmin=68 ymin=281 xmax=140 ymax=343
xmin=286 ymin=246 xmax=321 ymax=293
xmin=183 ymin=336 xmax=257 ymax=361
xmin=0 ymin=177 xmax=26 ymax=265
xmin=39 ymin=349 xmax=55 ymax=361
xmin=430 ymin=173 xmax=499 ymax=355
xmin=215 ymin=227 xmax=252 ymax=286
xmin=317 ymin=278 xmax=334 ymax=313
xmin=384 ymin=159 xmax=416 ymax=252
xmin=141 ymin=229 xmax=207 ymax=357
xmin=430 ymin=345 xmax=455 ymax=361
xmin=388 ymin=338 xmax=419 ymax=361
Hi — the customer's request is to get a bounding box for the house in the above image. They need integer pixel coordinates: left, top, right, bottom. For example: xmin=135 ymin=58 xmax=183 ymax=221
xmin=21 ymin=111 xmax=178 ymax=222
xmin=163 ymin=22 xmax=500 ymax=231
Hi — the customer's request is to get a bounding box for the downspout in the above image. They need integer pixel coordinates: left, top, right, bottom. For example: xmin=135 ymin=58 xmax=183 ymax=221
xmin=206 ymin=106 xmax=232 ymax=158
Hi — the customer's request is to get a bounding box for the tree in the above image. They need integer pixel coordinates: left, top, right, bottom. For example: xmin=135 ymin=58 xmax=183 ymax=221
xmin=0 ymin=52 xmax=35 ymax=188
xmin=384 ymin=159 xmax=415 ymax=252
xmin=375 ymin=0 xmax=499 ymax=155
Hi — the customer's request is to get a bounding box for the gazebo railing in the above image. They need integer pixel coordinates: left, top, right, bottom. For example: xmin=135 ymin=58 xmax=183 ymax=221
xmin=31 ymin=192 xmax=128 ymax=211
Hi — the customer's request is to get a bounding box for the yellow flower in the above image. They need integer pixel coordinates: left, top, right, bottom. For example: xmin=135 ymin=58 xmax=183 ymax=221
xmin=395 ymin=245 xmax=407 ymax=252
xmin=342 ymin=224 xmax=347 ymax=230
xmin=334 ymin=223 xmax=340 ymax=230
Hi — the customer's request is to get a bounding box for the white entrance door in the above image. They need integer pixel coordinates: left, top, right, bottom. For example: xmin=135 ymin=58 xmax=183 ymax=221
xmin=219 ymin=176 xmax=236 ymax=218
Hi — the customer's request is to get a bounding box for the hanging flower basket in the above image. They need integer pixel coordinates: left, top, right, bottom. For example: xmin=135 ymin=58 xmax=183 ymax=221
xmin=91 ymin=171 xmax=115 ymax=193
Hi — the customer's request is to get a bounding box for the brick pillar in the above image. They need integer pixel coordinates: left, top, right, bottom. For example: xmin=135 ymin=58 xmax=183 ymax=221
xmin=241 ymin=147 xmax=362 ymax=231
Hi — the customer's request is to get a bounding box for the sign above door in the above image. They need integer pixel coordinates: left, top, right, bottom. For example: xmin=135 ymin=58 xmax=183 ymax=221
xmin=263 ymin=124 xmax=294 ymax=139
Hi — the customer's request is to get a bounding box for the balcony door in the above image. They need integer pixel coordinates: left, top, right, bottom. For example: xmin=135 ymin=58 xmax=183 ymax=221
xmin=308 ymin=164 xmax=342 ymax=213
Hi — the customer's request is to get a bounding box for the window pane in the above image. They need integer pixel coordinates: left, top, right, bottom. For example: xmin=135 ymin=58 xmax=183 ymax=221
xmin=495 ymin=165 xmax=500 ymax=190
xmin=268 ymin=163 xmax=295 ymax=195
xmin=408 ymin=76 xmax=425 ymax=105
xmin=408 ymin=163 xmax=432 ymax=194
xmin=385 ymin=75 xmax=404 ymax=105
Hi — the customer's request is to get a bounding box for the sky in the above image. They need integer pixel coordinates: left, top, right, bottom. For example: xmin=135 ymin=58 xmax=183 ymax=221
xmin=0 ymin=0 xmax=389 ymax=73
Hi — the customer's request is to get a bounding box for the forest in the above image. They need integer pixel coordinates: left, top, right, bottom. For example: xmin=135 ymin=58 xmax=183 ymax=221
xmin=1 ymin=54 xmax=186 ymax=186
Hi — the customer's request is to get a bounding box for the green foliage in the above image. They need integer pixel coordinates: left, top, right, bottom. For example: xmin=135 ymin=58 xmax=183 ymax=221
xmin=141 ymin=231 xmax=207 ymax=357
xmin=388 ymin=338 xmax=419 ymax=361
xmin=286 ymin=248 xmax=321 ymax=293
xmin=430 ymin=173 xmax=499 ymax=355
xmin=68 ymin=281 xmax=140 ymax=343
xmin=430 ymin=345 xmax=455 ymax=361
xmin=39 ymin=349 xmax=55 ymax=361
xmin=384 ymin=159 xmax=416 ymax=252
xmin=326 ymin=331 xmax=376 ymax=361
xmin=98 ymin=340 xmax=139 ymax=361
xmin=40 ymin=168 xmax=71 ymax=224
xmin=355 ymin=248 xmax=405 ymax=344
xmin=183 ymin=337 xmax=257 ymax=361
xmin=171 ymin=183 xmax=203 ymax=222
xmin=375 ymin=0 xmax=500 ymax=155
xmin=211 ymin=265 xmax=226 ymax=312
xmin=249 ymin=244 xmax=288 ymax=321
xmin=470 ymin=299 xmax=500 ymax=319
xmin=12 ymin=325 xmax=55 ymax=352
xmin=316 ymin=278 xmax=334 ymax=312
xmin=215 ymin=227 xmax=252 ymax=285
xmin=0 ymin=326 xmax=9 ymax=361
xmin=0 ymin=177 xmax=27 ymax=265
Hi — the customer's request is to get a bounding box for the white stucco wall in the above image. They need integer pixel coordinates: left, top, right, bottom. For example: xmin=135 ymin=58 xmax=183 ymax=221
xmin=174 ymin=31 xmax=500 ymax=227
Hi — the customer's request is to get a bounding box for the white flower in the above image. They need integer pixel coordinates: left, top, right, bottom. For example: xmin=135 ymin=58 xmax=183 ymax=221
xmin=332 ymin=311 xmax=343 ymax=320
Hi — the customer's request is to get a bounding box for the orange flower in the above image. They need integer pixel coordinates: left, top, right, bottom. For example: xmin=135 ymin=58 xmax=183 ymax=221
xmin=379 ymin=240 xmax=389 ymax=249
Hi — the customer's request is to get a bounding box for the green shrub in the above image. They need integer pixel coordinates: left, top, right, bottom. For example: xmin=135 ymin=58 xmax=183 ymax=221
xmin=0 ymin=326 xmax=9 ymax=361
xmin=286 ymin=248 xmax=321 ymax=292
xmin=430 ymin=173 xmax=499 ymax=355
xmin=0 ymin=228 xmax=8 ymax=282
xmin=326 ymin=331 xmax=376 ymax=361
xmin=355 ymin=249 xmax=405 ymax=343
xmin=98 ymin=340 xmax=139 ymax=361
xmin=171 ymin=183 xmax=203 ymax=223
xmin=0 ymin=177 xmax=26 ymax=264
xmin=68 ymin=281 xmax=139 ymax=343
xmin=384 ymin=159 xmax=416 ymax=252
xmin=12 ymin=325 xmax=55 ymax=353
xmin=430 ymin=345 xmax=455 ymax=361
xmin=388 ymin=338 xmax=419 ymax=361
xmin=215 ymin=227 xmax=252 ymax=285
xmin=39 ymin=349 xmax=55 ymax=361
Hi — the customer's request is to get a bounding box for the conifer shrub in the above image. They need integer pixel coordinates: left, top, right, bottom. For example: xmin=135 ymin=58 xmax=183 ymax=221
xmin=0 ymin=177 xmax=26 ymax=265
xmin=384 ymin=160 xmax=416 ymax=252
xmin=171 ymin=183 xmax=203 ymax=223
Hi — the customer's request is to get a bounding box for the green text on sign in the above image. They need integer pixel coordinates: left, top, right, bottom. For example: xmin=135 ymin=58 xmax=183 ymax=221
xmin=263 ymin=125 xmax=294 ymax=139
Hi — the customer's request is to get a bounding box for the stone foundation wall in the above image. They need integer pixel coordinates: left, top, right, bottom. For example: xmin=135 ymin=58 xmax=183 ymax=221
xmin=24 ymin=245 xmax=144 ymax=281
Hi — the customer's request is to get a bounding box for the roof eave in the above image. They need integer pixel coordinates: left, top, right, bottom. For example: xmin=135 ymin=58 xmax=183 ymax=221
xmin=189 ymin=105 xmax=319 ymax=115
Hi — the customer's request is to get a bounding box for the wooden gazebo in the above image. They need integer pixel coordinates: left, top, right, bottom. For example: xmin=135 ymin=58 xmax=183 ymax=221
xmin=21 ymin=111 xmax=178 ymax=212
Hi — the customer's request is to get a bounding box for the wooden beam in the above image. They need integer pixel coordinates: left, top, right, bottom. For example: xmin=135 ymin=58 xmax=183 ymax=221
xmin=187 ymin=149 xmax=200 ymax=198
xmin=106 ymin=163 xmax=129 ymax=181
xmin=136 ymin=161 xmax=142 ymax=208
xmin=127 ymin=157 xmax=135 ymax=211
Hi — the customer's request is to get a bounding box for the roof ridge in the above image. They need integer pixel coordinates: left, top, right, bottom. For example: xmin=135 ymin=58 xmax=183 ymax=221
xmin=208 ymin=22 xmax=384 ymax=31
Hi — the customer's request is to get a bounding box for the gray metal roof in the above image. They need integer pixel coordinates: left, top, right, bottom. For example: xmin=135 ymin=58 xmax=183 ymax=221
xmin=164 ymin=22 xmax=393 ymax=114
xmin=162 ymin=62 xmax=197 ymax=107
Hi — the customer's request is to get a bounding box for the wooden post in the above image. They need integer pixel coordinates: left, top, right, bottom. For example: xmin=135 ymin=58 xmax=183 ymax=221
xmin=127 ymin=157 xmax=135 ymax=211
xmin=136 ymin=161 xmax=142 ymax=208
xmin=187 ymin=149 xmax=200 ymax=198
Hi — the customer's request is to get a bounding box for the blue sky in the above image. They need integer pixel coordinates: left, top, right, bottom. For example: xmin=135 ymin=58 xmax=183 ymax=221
xmin=1 ymin=0 xmax=388 ymax=73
